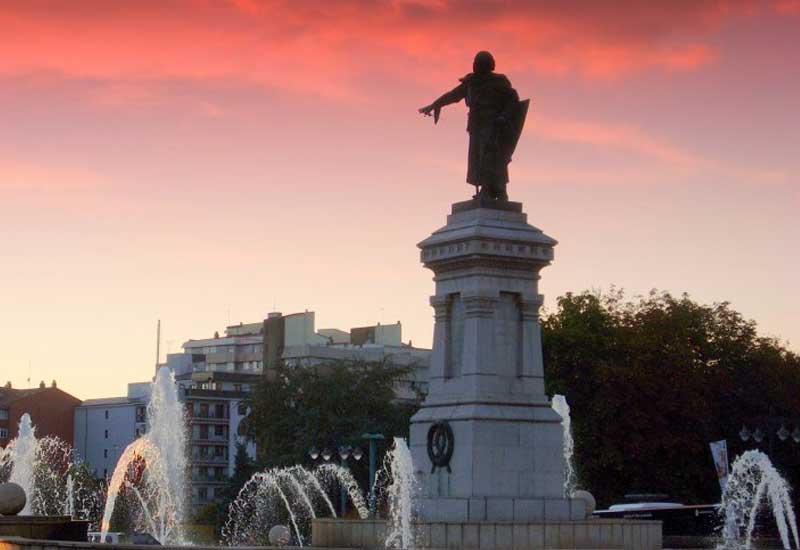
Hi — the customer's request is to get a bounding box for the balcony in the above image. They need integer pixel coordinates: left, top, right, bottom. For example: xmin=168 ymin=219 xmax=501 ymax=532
xmin=191 ymin=454 xmax=229 ymax=464
xmin=188 ymin=413 xmax=228 ymax=425
xmin=191 ymin=432 xmax=227 ymax=442
xmin=191 ymin=437 xmax=228 ymax=445
xmin=190 ymin=476 xmax=228 ymax=485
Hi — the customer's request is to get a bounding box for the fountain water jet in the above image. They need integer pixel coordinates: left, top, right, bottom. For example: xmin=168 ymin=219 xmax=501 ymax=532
xmin=222 ymin=462 xmax=370 ymax=546
xmin=552 ymin=394 xmax=577 ymax=497
xmin=99 ymin=367 xmax=187 ymax=544
xmin=65 ymin=474 xmax=75 ymax=517
xmin=383 ymin=438 xmax=418 ymax=549
xmin=0 ymin=413 xmax=103 ymax=539
xmin=286 ymin=465 xmax=337 ymax=517
xmin=718 ymin=449 xmax=799 ymax=549
xmin=7 ymin=414 xmax=37 ymax=514
xmin=314 ymin=463 xmax=369 ymax=519
xmin=0 ymin=415 xmax=76 ymax=516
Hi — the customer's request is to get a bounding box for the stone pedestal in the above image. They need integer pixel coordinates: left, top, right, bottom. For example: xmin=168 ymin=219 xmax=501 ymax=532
xmin=410 ymin=199 xmax=576 ymax=522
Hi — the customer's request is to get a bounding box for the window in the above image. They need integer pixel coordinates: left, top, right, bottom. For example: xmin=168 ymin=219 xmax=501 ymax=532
xmin=237 ymin=403 xmax=247 ymax=416
xmin=214 ymin=446 xmax=225 ymax=457
xmin=234 ymin=384 xmax=242 ymax=392
xmin=104 ymin=430 xmax=108 ymax=439
xmin=104 ymin=410 xmax=109 ymax=419
xmin=0 ymin=428 xmax=8 ymax=438
xmin=200 ymin=425 xmax=209 ymax=439
xmin=215 ymin=403 xmax=225 ymax=418
xmin=214 ymin=425 xmax=224 ymax=437
xmin=0 ymin=409 xmax=8 ymax=420
xmin=104 ymin=449 xmax=108 ymax=458
xmin=199 ymin=487 xmax=208 ymax=501
xmin=200 ymin=403 xmax=209 ymax=417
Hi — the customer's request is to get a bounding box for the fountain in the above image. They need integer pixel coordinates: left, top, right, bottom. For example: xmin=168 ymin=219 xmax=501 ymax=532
xmin=100 ymin=366 xmax=187 ymax=544
xmin=552 ymin=394 xmax=577 ymax=497
xmin=222 ymin=462 xmax=369 ymax=547
xmin=718 ymin=449 xmax=799 ymax=549
xmin=0 ymin=414 xmax=94 ymax=518
xmin=383 ymin=438 xmax=418 ymax=549
xmin=0 ymin=414 xmax=94 ymax=540
xmin=7 ymin=414 xmax=37 ymax=515
xmin=223 ymin=437 xmax=424 ymax=548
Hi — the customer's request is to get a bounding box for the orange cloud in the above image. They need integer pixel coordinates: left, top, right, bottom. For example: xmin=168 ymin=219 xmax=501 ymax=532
xmin=775 ymin=0 xmax=800 ymax=14
xmin=533 ymin=115 xmax=700 ymax=167
xmin=0 ymin=0 xmax=781 ymax=104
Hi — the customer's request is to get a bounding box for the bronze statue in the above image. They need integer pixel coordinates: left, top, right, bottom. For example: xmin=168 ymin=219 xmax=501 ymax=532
xmin=419 ymin=51 xmax=529 ymax=202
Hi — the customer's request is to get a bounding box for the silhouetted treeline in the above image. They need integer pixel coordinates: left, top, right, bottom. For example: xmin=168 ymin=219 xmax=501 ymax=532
xmin=543 ymin=289 xmax=800 ymax=507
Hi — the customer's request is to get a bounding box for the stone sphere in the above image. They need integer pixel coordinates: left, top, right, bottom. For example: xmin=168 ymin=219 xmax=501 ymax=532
xmin=268 ymin=525 xmax=291 ymax=546
xmin=573 ymin=489 xmax=596 ymax=517
xmin=0 ymin=482 xmax=26 ymax=516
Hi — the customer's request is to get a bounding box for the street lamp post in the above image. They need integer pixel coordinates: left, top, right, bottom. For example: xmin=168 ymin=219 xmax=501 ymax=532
xmin=361 ymin=433 xmax=385 ymax=516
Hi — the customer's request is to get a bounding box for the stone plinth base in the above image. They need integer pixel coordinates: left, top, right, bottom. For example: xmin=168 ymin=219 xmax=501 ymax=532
xmin=0 ymin=517 xmax=89 ymax=542
xmin=312 ymin=518 xmax=662 ymax=549
xmin=416 ymin=496 xmax=586 ymax=522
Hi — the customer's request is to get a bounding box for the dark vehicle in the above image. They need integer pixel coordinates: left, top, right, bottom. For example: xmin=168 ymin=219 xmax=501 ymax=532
xmin=593 ymin=495 xmax=719 ymax=537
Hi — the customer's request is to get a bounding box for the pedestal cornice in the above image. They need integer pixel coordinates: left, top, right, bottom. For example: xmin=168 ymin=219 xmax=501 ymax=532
xmin=418 ymin=206 xmax=557 ymax=276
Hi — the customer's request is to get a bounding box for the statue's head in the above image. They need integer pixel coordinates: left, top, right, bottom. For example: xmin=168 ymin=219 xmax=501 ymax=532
xmin=473 ymin=51 xmax=495 ymax=74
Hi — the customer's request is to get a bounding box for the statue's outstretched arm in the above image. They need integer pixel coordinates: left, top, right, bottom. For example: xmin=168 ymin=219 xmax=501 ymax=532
xmin=419 ymin=83 xmax=466 ymax=123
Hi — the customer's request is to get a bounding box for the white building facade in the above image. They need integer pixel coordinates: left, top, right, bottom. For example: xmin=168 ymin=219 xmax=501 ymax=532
xmin=73 ymin=383 xmax=150 ymax=478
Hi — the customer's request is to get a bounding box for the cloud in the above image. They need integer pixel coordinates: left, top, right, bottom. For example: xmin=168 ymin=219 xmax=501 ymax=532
xmin=0 ymin=0 xmax=783 ymax=105
xmin=533 ymin=115 xmax=700 ymax=167
xmin=775 ymin=0 xmax=800 ymax=14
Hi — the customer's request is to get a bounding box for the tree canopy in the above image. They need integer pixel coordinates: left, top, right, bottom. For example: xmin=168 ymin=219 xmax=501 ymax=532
xmin=245 ymin=359 xmax=422 ymax=469
xmin=542 ymin=289 xmax=800 ymax=507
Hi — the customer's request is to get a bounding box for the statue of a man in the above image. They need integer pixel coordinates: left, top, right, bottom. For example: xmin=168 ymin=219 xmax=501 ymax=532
xmin=419 ymin=51 xmax=527 ymax=202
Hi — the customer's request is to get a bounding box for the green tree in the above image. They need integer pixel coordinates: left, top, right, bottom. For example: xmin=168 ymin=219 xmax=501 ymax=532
xmin=189 ymin=443 xmax=257 ymax=537
xmin=246 ymin=359 xmax=422 ymax=469
xmin=542 ymin=289 xmax=800 ymax=508
xmin=68 ymin=460 xmax=107 ymax=530
xmin=228 ymin=441 xmax=256 ymax=497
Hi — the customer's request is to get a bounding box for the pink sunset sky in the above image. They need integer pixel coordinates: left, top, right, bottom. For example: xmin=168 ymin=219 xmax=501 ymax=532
xmin=1 ymin=1 xmax=798 ymax=399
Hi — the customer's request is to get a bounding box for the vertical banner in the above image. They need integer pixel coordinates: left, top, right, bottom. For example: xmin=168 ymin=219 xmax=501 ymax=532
xmin=709 ymin=440 xmax=729 ymax=492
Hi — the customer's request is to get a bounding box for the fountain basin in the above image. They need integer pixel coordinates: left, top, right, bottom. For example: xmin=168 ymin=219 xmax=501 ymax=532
xmin=0 ymin=517 xmax=89 ymax=542
xmin=312 ymin=517 xmax=662 ymax=548
xmin=1 ymin=538 xmax=300 ymax=550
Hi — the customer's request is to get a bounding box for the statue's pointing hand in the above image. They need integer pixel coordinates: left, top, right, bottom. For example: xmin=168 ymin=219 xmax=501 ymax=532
xmin=418 ymin=104 xmax=441 ymax=124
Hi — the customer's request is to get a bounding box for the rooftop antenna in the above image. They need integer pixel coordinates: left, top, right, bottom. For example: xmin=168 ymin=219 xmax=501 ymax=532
xmin=27 ymin=360 xmax=31 ymax=387
xmin=155 ymin=319 xmax=161 ymax=374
